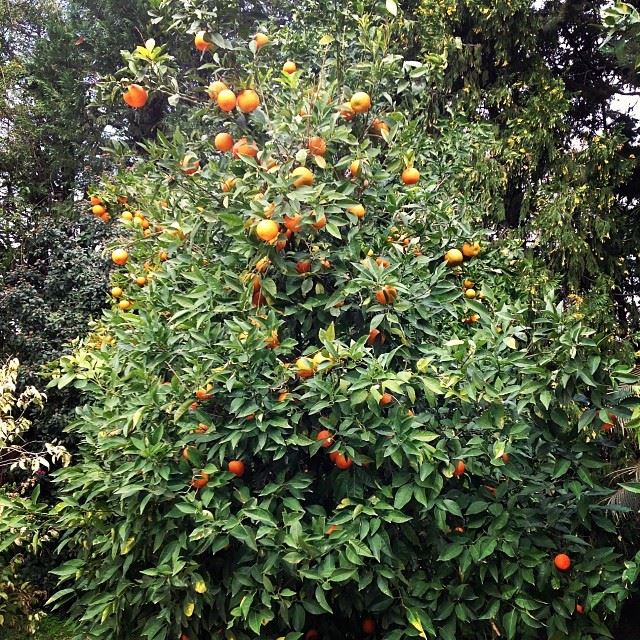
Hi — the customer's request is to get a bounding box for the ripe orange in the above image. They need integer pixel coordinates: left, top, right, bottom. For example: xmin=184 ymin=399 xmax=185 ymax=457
xmin=453 ymin=460 xmax=466 ymax=477
xmin=379 ymin=392 xmax=394 ymax=406
xmin=376 ymin=257 xmax=390 ymax=268
xmin=296 ymin=260 xmax=311 ymax=274
xmin=463 ymin=278 xmax=475 ymax=289
xmin=350 ymin=91 xmax=371 ymax=113
xmin=453 ymin=526 xmax=465 ymax=533
xmin=296 ymin=357 xmax=315 ymax=379
xmin=195 ymin=388 xmax=213 ymax=400
xmin=291 ymin=166 xmax=314 ymax=187
xmin=402 ymin=167 xmax=420 ymax=185
xmin=334 ymin=453 xmax=353 ymax=469
xmin=181 ymin=155 xmax=200 ymax=175
xmin=282 ymin=60 xmax=297 ymax=74
xmin=264 ymin=330 xmax=280 ymax=349
xmin=362 ymin=618 xmax=376 ymax=635
xmin=135 ymin=276 xmax=147 ymax=286
xmin=444 ymin=248 xmax=464 ymax=266
xmin=111 ymin=286 xmax=123 ymax=298
xmin=123 ymin=84 xmax=148 ymax=109
xmin=90 ymin=195 xmax=102 ymax=206
xmin=194 ymin=31 xmax=211 ymax=51
xmin=283 ymin=214 xmax=302 ymax=233
xmin=181 ymin=446 xmax=192 ymax=462
xmin=117 ymin=195 xmax=128 ymax=204
xmin=117 ymin=299 xmax=132 ymax=311
xmin=349 ymin=159 xmax=361 ymax=177
xmin=369 ymin=118 xmax=389 ymax=136
xmin=253 ymin=33 xmax=269 ymax=50
xmin=348 ymin=204 xmax=365 ymax=219
xmin=214 ymin=132 xmax=234 ymax=152
xmin=463 ymin=313 xmax=481 ymax=325
xmin=111 ymin=249 xmax=129 ymax=265
xmin=191 ymin=471 xmax=209 ymax=489
xmin=207 ymin=80 xmax=228 ymax=100
xmin=553 ymin=553 xmax=571 ymax=571
xmin=194 ymin=423 xmax=209 ymax=434
xmin=338 ymin=103 xmax=355 ymax=120
xmin=312 ymin=213 xmax=327 ymax=230
xmin=92 ymin=204 xmax=107 ymax=216
xmin=464 ymin=288 xmax=477 ymax=299
xmin=575 ymin=604 xmax=584 ymax=615
xmin=217 ymin=88 xmax=237 ymax=112
xmin=277 ymin=391 xmax=290 ymax=402
xmin=237 ymin=89 xmax=260 ymax=113
xmin=308 ymin=136 xmax=327 ymax=156
xmin=256 ymin=219 xmax=279 ymax=242
xmin=366 ymin=328 xmax=382 ymax=345
xmin=232 ymin=138 xmax=258 ymax=158
xmin=462 ymin=241 xmax=481 ymax=258
xmin=375 ymin=285 xmax=398 ymax=305
xmin=501 ymin=452 xmax=510 ymax=463
xmin=228 ymin=460 xmax=245 ymax=477
xmin=316 ymin=430 xmax=334 ymax=448
xmin=601 ymin=420 xmax=615 ymax=431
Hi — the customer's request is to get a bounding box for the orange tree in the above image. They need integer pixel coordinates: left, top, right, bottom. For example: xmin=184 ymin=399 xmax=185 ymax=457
xmin=45 ymin=3 xmax=640 ymax=640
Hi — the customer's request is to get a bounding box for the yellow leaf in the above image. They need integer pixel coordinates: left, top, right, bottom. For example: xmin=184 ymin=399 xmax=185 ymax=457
xmin=194 ymin=580 xmax=207 ymax=594
xmin=184 ymin=601 xmax=195 ymax=617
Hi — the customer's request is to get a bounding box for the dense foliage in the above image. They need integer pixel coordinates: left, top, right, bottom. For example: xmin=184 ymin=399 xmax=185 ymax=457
xmin=37 ymin=3 xmax=640 ymax=639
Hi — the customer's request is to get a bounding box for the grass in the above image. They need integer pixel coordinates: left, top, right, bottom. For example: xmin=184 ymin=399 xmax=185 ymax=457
xmin=2 ymin=615 xmax=72 ymax=639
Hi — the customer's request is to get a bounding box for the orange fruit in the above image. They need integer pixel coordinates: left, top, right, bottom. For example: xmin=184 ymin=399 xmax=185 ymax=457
xmin=325 ymin=525 xmax=338 ymax=536
xmin=362 ymin=618 xmax=376 ymax=635
xmin=111 ymin=286 xmax=123 ymax=298
xmin=316 ymin=430 xmax=334 ymax=448
xmin=348 ymin=204 xmax=365 ymax=219
xmin=228 ymin=460 xmax=245 ymax=477
xmin=312 ymin=213 xmax=327 ymax=230
xmin=90 ymin=195 xmax=102 ymax=206
xmin=464 ymin=288 xmax=477 ymax=299
xmin=291 ymin=166 xmax=314 ymax=187
xmin=376 ymin=257 xmax=390 ymax=268
xmin=283 ymin=214 xmax=302 ymax=233
xmin=191 ymin=471 xmax=209 ymax=489
xmin=601 ymin=420 xmax=615 ymax=431
xmin=462 ymin=241 xmax=481 ymax=258
xmin=237 ymin=89 xmax=260 ymax=113
xmin=369 ymin=118 xmax=389 ymax=136
xmin=295 ymin=357 xmax=315 ymax=379
xmin=194 ymin=31 xmax=211 ymax=51
xmin=222 ymin=177 xmax=237 ymax=192
xmin=350 ymin=91 xmax=371 ymax=113
xmin=444 ymin=249 xmax=464 ymax=266
xmin=501 ymin=453 xmax=510 ymax=463
xmin=135 ymin=276 xmax=147 ymax=286
xmin=214 ymin=132 xmax=234 ymax=152
xmin=195 ymin=388 xmax=213 ymax=400
xmin=194 ymin=423 xmax=209 ymax=434
xmin=283 ymin=60 xmax=297 ymax=74
xmin=119 ymin=210 xmax=132 ymax=221
xmin=256 ymin=219 xmax=279 ymax=242
xmin=123 ymin=84 xmax=148 ymax=109
xmin=453 ymin=460 xmax=466 ymax=477
xmin=181 ymin=155 xmax=200 ymax=175
xmin=117 ymin=299 xmax=132 ymax=311
xmin=349 ymin=159 xmax=361 ymax=177
xmin=111 ymin=249 xmax=129 ymax=265
xmin=334 ymin=453 xmax=353 ymax=469
xmin=338 ymin=103 xmax=355 ymax=120
xmin=277 ymin=391 xmax=290 ymax=402
xmin=575 ymin=604 xmax=584 ymax=615
xmin=379 ymin=392 xmax=394 ymax=406
xmin=553 ymin=553 xmax=571 ymax=571
xmin=217 ymin=89 xmax=237 ymax=112
xmin=181 ymin=446 xmax=192 ymax=462
xmin=207 ymin=80 xmax=228 ymax=100
xmin=463 ymin=313 xmax=481 ymax=325
xmin=366 ymin=328 xmax=382 ymax=345
xmin=375 ymin=285 xmax=397 ymax=305
xmin=253 ymin=33 xmax=269 ymax=50
xmin=296 ymin=260 xmax=311 ymax=274
xmin=232 ymin=137 xmax=258 ymax=158
xmin=92 ymin=204 xmax=107 ymax=216
xmin=256 ymin=256 xmax=271 ymax=273
xmin=463 ymin=278 xmax=474 ymax=289
xmin=402 ymin=167 xmax=420 ymax=185
xmin=308 ymin=136 xmax=327 ymax=156
xmin=264 ymin=330 xmax=280 ymax=349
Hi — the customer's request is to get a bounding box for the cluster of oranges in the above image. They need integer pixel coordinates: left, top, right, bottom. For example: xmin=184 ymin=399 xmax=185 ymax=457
xmin=315 ymin=429 xmax=353 ymax=470
xmin=89 ymin=195 xmax=110 ymax=223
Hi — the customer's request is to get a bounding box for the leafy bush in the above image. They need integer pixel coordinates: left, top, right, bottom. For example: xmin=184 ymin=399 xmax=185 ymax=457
xmin=47 ymin=4 xmax=639 ymax=640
